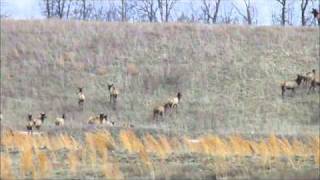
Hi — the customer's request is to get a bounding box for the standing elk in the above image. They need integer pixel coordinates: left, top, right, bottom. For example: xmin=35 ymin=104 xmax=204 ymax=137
xmin=88 ymin=113 xmax=107 ymax=124
xmin=153 ymin=104 xmax=165 ymax=121
xmin=309 ymin=75 xmax=320 ymax=93
xmin=33 ymin=112 xmax=47 ymax=131
xmin=55 ymin=114 xmax=65 ymax=126
xmin=78 ymin=87 xmax=85 ymax=110
xmin=281 ymin=75 xmax=303 ymax=97
xmin=108 ymin=84 xmax=119 ymax=106
xmin=312 ymin=8 xmax=320 ymax=25
xmin=166 ymin=92 xmax=182 ymax=113
xmin=301 ymin=69 xmax=316 ymax=86
xmin=26 ymin=114 xmax=34 ymax=134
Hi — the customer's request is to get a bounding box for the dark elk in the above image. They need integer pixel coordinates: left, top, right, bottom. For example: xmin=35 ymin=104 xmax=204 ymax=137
xmin=311 ymin=8 xmax=320 ymax=25
xmin=78 ymin=87 xmax=85 ymax=110
xmin=108 ymin=83 xmax=120 ymax=107
xmin=280 ymin=75 xmax=303 ymax=97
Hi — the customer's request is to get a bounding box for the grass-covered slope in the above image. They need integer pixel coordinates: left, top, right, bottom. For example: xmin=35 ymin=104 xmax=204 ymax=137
xmin=1 ymin=20 xmax=319 ymax=135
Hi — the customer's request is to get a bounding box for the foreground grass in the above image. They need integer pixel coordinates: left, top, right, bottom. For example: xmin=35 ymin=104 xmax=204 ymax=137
xmin=0 ymin=129 xmax=319 ymax=179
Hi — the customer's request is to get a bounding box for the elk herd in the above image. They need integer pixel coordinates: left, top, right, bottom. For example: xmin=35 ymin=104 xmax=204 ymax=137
xmin=22 ymin=80 xmax=182 ymax=134
xmin=281 ymin=69 xmax=319 ymax=97
xmin=1 ymin=66 xmax=316 ymax=135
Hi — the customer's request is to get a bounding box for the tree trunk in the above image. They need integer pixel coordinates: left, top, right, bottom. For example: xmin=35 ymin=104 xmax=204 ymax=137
xmin=301 ymin=0 xmax=309 ymax=26
xmin=281 ymin=0 xmax=286 ymax=25
xmin=121 ymin=0 xmax=126 ymax=21
xmin=212 ymin=0 xmax=221 ymax=23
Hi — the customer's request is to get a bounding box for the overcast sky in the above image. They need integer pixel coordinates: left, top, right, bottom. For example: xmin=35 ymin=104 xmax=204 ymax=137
xmin=1 ymin=0 xmax=319 ymax=26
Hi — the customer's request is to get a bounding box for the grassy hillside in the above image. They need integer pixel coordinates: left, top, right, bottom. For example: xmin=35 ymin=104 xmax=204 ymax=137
xmin=1 ymin=20 xmax=319 ymax=135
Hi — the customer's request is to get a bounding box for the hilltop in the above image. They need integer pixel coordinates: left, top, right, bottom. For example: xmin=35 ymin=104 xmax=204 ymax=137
xmin=1 ymin=20 xmax=319 ymax=135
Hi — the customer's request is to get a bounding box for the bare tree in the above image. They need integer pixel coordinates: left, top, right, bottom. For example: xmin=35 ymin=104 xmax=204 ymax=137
xmin=219 ymin=5 xmax=239 ymax=24
xmin=157 ymin=0 xmax=178 ymax=22
xmin=118 ymin=0 xmax=136 ymax=22
xmin=40 ymin=0 xmax=73 ymax=19
xmin=136 ymin=0 xmax=158 ymax=22
xmin=201 ymin=0 xmax=221 ymax=24
xmin=71 ymin=0 xmax=95 ymax=20
xmin=233 ymin=0 xmax=256 ymax=25
xmin=272 ymin=0 xmax=297 ymax=25
xmin=275 ymin=0 xmax=287 ymax=25
xmin=300 ymin=0 xmax=316 ymax=26
xmin=80 ymin=0 xmax=88 ymax=20
xmin=56 ymin=0 xmax=66 ymax=19
xmin=106 ymin=2 xmax=120 ymax=21
xmin=301 ymin=0 xmax=309 ymax=25
xmin=41 ymin=0 xmax=54 ymax=18
xmin=188 ymin=1 xmax=201 ymax=23
xmin=177 ymin=12 xmax=190 ymax=22
xmin=0 ymin=0 xmax=10 ymax=18
xmin=121 ymin=0 xmax=126 ymax=21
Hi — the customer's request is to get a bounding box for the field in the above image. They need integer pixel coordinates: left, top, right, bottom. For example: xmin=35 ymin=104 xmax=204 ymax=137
xmin=0 ymin=20 xmax=319 ymax=179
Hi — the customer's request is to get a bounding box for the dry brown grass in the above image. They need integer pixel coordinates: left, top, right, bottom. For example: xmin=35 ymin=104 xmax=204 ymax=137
xmin=127 ymin=63 xmax=139 ymax=76
xmin=37 ymin=152 xmax=51 ymax=178
xmin=119 ymin=129 xmax=144 ymax=153
xmin=20 ymin=148 xmax=35 ymax=177
xmin=68 ymin=151 xmax=80 ymax=175
xmin=0 ymin=154 xmax=14 ymax=179
xmin=1 ymin=21 xmax=318 ymax=135
xmin=101 ymin=162 xmax=124 ymax=180
xmin=0 ymin=129 xmax=319 ymax=179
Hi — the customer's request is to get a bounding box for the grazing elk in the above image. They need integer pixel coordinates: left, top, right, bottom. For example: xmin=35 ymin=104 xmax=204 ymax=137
xmin=166 ymin=92 xmax=182 ymax=112
xmin=88 ymin=113 xmax=107 ymax=124
xmin=55 ymin=114 xmax=65 ymax=126
xmin=309 ymin=75 xmax=320 ymax=93
xmin=301 ymin=69 xmax=316 ymax=86
xmin=312 ymin=8 xmax=320 ymax=25
xmin=26 ymin=114 xmax=34 ymax=134
xmin=78 ymin=87 xmax=85 ymax=110
xmin=108 ymin=84 xmax=119 ymax=105
xmin=153 ymin=104 xmax=165 ymax=121
xmin=33 ymin=112 xmax=47 ymax=131
xmin=106 ymin=120 xmax=115 ymax=127
xmin=281 ymin=75 xmax=303 ymax=97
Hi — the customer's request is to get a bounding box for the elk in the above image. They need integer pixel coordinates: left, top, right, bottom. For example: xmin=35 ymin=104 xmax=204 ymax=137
xmin=153 ymin=104 xmax=165 ymax=121
xmin=88 ymin=113 xmax=107 ymax=124
xmin=26 ymin=114 xmax=33 ymax=135
xmin=33 ymin=112 xmax=47 ymax=131
xmin=312 ymin=8 xmax=320 ymax=25
xmin=108 ymin=84 xmax=119 ymax=105
xmin=166 ymin=92 xmax=182 ymax=112
xmin=281 ymin=75 xmax=303 ymax=97
xmin=55 ymin=114 xmax=65 ymax=126
xmin=78 ymin=87 xmax=85 ymax=110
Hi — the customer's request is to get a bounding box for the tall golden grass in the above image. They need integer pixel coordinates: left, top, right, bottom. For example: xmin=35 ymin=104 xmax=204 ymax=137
xmin=37 ymin=152 xmax=51 ymax=178
xmin=0 ymin=154 xmax=14 ymax=179
xmin=20 ymin=148 xmax=35 ymax=177
xmin=68 ymin=151 xmax=80 ymax=175
xmin=119 ymin=129 xmax=144 ymax=153
xmin=1 ymin=129 xmax=319 ymax=179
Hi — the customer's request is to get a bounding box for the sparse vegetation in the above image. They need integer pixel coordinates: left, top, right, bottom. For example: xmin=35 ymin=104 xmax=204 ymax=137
xmin=0 ymin=20 xmax=319 ymax=179
xmin=1 ymin=20 xmax=318 ymax=134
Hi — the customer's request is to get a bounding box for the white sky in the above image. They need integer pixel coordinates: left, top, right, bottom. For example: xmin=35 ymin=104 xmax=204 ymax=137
xmin=2 ymin=0 xmax=42 ymax=19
